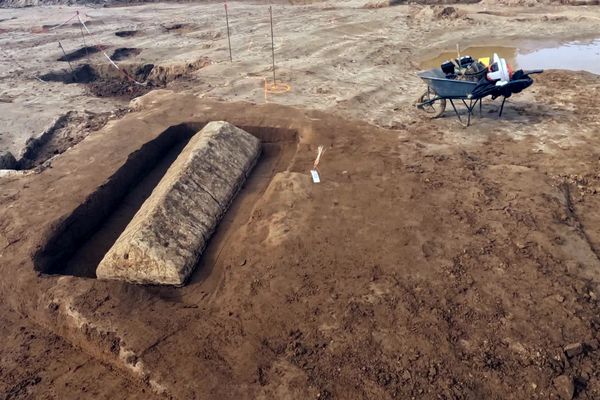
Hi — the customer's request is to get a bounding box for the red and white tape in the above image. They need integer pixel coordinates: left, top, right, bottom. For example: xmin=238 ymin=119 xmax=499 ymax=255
xmin=77 ymin=13 xmax=145 ymax=86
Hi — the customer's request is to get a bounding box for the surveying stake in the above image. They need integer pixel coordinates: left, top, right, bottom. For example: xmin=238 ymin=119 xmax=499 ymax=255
xmin=263 ymin=4 xmax=291 ymax=101
xmin=269 ymin=5 xmax=276 ymax=84
xmin=58 ymin=41 xmax=74 ymax=74
xmin=225 ymin=1 xmax=232 ymax=62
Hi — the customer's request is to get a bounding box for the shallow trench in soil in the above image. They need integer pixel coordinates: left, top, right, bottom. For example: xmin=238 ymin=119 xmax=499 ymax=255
xmin=39 ymin=57 xmax=210 ymax=99
xmin=33 ymin=123 xmax=298 ymax=280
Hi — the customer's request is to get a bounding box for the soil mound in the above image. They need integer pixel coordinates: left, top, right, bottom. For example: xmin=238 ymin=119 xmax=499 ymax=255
xmin=39 ymin=58 xmax=209 ymax=99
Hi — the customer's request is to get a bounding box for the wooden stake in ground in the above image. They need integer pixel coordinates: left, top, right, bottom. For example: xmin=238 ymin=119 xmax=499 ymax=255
xmin=58 ymin=41 xmax=74 ymax=74
xmin=269 ymin=5 xmax=276 ymax=84
xmin=225 ymin=1 xmax=232 ymax=62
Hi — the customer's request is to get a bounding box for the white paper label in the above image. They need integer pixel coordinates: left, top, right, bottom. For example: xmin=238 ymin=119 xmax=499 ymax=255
xmin=310 ymin=169 xmax=320 ymax=183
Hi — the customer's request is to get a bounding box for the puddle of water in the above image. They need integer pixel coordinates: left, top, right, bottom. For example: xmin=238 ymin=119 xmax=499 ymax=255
xmin=422 ymin=39 xmax=600 ymax=74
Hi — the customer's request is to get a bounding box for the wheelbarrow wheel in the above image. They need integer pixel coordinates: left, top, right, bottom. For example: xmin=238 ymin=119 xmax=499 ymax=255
xmin=416 ymin=90 xmax=446 ymax=119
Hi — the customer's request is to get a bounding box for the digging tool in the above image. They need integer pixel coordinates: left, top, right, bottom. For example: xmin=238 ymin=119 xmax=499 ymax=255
xmin=311 ymin=145 xmax=325 ymax=183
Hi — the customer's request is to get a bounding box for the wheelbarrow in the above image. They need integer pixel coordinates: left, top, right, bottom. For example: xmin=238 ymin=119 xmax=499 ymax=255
xmin=415 ymin=67 xmax=543 ymax=126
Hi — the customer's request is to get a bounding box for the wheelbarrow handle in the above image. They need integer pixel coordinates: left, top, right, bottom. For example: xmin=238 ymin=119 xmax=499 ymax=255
xmin=523 ymin=69 xmax=544 ymax=75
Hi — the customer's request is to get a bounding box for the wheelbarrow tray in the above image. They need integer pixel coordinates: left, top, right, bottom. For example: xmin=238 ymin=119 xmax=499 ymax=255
xmin=415 ymin=67 xmax=542 ymax=127
xmin=417 ymin=69 xmax=477 ymax=99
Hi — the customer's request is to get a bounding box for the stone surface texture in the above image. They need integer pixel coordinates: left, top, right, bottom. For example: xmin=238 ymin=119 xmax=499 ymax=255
xmin=96 ymin=121 xmax=261 ymax=285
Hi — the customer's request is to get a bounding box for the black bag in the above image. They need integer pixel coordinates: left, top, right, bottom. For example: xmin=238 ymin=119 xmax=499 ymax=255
xmin=471 ymin=70 xmax=533 ymax=100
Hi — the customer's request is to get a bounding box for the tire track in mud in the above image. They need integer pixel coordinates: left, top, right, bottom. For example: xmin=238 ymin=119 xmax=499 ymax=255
xmin=560 ymin=182 xmax=600 ymax=263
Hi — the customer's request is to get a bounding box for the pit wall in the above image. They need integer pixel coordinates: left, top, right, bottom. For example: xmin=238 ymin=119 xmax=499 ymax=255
xmin=33 ymin=123 xmax=197 ymax=274
xmin=32 ymin=121 xmax=299 ymax=277
xmin=40 ymin=58 xmax=211 ymax=86
xmin=28 ymin=122 xmax=301 ymax=394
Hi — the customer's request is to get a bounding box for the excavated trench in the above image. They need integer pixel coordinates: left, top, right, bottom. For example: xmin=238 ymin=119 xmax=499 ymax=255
xmin=115 ymin=30 xmax=142 ymax=37
xmin=40 ymin=63 xmax=155 ymax=98
xmin=111 ymin=47 xmax=142 ymax=61
xmin=40 ymin=58 xmax=209 ymax=98
xmin=15 ymin=56 xmax=211 ymax=170
xmin=57 ymin=45 xmax=107 ymax=62
xmin=33 ymin=123 xmax=298 ymax=279
xmin=16 ymin=109 xmax=126 ymax=170
xmin=41 ymin=64 xmax=102 ymax=84
xmin=161 ymin=23 xmax=198 ymax=33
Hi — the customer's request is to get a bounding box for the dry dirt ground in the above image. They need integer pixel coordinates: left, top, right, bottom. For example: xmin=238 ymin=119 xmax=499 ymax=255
xmin=1 ymin=1 xmax=599 ymax=155
xmin=1 ymin=1 xmax=600 ymax=400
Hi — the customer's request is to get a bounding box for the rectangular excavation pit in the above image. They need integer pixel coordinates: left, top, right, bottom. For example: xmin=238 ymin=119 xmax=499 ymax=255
xmin=97 ymin=122 xmax=262 ymax=285
xmin=33 ymin=122 xmax=298 ymax=281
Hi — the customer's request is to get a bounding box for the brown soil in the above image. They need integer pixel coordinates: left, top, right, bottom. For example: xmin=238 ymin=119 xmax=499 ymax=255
xmin=2 ymin=2 xmax=600 ymax=399
xmin=1 ymin=74 xmax=600 ymax=398
xmin=17 ymin=109 xmax=127 ymax=170
xmin=39 ymin=58 xmax=209 ymax=100
xmin=87 ymin=77 xmax=155 ymax=99
xmin=0 ymin=301 xmax=158 ymax=400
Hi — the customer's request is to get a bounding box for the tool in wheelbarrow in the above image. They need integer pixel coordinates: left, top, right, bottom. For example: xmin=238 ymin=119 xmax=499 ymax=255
xmin=415 ymin=52 xmax=543 ymax=126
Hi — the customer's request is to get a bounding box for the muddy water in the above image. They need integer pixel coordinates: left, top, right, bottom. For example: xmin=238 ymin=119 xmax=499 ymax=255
xmin=422 ymin=39 xmax=600 ymax=74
